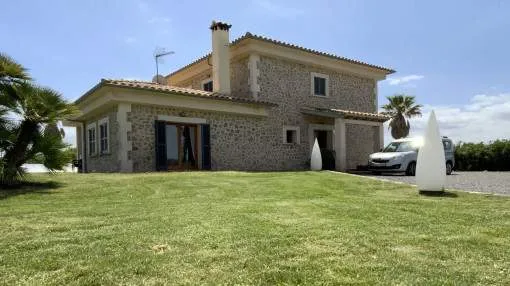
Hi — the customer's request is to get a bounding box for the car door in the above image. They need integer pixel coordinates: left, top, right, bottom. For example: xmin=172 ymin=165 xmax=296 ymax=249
xmin=442 ymin=140 xmax=454 ymax=163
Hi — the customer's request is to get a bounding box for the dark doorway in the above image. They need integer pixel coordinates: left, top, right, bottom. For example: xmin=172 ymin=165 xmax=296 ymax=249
xmin=314 ymin=130 xmax=332 ymax=149
xmin=155 ymin=121 xmax=211 ymax=171
xmin=313 ymin=130 xmax=335 ymax=170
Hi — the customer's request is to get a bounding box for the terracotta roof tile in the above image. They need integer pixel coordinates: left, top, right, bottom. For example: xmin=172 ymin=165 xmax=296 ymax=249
xmin=103 ymin=79 xmax=277 ymax=105
xmin=167 ymin=32 xmax=394 ymax=77
xmin=331 ymin=108 xmax=391 ymax=121
xmin=302 ymin=107 xmax=390 ymax=122
xmin=233 ymin=33 xmax=395 ymax=73
xmin=76 ymin=79 xmax=277 ymax=106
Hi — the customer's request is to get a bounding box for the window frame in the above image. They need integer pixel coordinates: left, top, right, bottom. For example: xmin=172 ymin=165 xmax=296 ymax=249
xmin=86 ymin=122 xmax=97 ymax=157
xmin=98 ymin=117 xmax=110 ymax=154
xmin=201 ymin=78 xmax=213 ymax=92
xmin=283 ymin=125 xmax=300 ymax=145
xmin=310 ymin=72 xmax=330 ymax=97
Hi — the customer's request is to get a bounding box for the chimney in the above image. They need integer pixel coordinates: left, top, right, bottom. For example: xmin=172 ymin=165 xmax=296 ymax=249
xmin=210 ymin=21 xmax=231 ymax=94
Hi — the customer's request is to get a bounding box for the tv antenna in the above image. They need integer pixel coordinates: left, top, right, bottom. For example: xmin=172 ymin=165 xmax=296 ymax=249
xmin=153 ymin=47 xmax=175 ymax=81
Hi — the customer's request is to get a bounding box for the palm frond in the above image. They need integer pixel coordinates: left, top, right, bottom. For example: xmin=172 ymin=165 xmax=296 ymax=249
xmin=383 ymin=94 xmax=422 ymax=139
xmin=0 ymin=53 xmax=31 ymax=84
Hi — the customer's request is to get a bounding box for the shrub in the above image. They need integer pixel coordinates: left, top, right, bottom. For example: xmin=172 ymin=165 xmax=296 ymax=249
xmin=455 ymin=140 xmax=510 ymax=171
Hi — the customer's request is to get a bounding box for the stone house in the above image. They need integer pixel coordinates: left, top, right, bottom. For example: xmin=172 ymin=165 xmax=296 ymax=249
xmin=67 ymin=21 xmax=394 ymax=173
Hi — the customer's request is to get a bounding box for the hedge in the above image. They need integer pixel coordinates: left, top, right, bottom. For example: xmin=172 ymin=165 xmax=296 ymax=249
xmin=455 ymin=140 xmax=510 ymax=171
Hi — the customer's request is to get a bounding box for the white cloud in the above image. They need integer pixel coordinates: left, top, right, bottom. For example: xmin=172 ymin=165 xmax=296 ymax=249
xmin=383 ymin=93 xmax=510 ymax=144
xmin=252 ymin=0 xmax=304 ymax=18
xmin=124 ymin=37 xmax=137 ymax=44
xmin=386 ymin=74 xmax=424 ymax=86
xmin=148 ymin=17 xmax=170 ymax=24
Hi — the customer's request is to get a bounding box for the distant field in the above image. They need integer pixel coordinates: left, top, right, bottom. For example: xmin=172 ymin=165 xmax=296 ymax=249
xmin=1 ymin=172 xmax=509 ymax=285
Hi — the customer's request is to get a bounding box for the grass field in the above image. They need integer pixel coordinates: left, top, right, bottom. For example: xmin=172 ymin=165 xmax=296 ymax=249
xmin=0 ymin=172 xmax=509 ymax=285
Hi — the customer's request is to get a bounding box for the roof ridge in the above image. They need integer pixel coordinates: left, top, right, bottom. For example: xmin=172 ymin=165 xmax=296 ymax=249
xmin=103 ymin=78 xmax=213 ymax=92
xmin=238 ymin=33 xmax=394 ymax=72
xmin=167 ymin=31 xmax=394 ymax=78
xmin=102 ymin=78 xmax=152 ymax=83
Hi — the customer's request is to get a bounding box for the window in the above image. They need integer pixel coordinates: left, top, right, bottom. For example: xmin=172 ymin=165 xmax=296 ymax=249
xmin=87 ymin=123 xmax=97 ymax=156
xmin=382 ymin=141 xmax=419 ymax=153
xmin=283 ymin=126 xmax=300 ymax=144
xmin=202 ymin=80 xmax=213 ymax=92
xmin=98 ymin=117 xmax=109 ymax=154
xmin=311 ymin=72 xmax=329 ymax=97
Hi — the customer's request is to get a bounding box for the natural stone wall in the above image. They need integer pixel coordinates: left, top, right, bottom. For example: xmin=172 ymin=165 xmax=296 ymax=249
xmin=345 ymin=123 xmax=379 ymax=170
xmin=172 ymin=57 xmax=251 ymax=99
xmin=258 ymin=56 xmax=376 ymax=112
xmin=230 ymin=57 xmax=251 ymax=99
xmin=84 ymin=107 xmax=119 ymax=172
xmin=257 ymin=55 xmax=379 ymax=170
xmin=129 ymin=104 xmax=308 ymax=172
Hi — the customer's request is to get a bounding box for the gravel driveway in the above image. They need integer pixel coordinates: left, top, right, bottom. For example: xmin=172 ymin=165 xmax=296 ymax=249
xmin=360 ymin=171 xmax=510 ymax=195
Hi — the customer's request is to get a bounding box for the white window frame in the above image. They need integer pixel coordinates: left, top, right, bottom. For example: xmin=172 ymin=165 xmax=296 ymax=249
xmin=311 ymin=72 xmax=329 ymax=97
xmin=201 ymin=78 xmax=213 ymax=92
xmin=86 ymin=122 xmax=97 ymax=157
xmin=283 ymin=125 xmax=300 ymax=144
xmin=98 ymin=117 xmax=110 ymax=154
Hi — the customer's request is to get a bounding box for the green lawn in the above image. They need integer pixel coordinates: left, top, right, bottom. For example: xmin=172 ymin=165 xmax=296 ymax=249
xmin=0 ymin=172 xmax=509 ymax=285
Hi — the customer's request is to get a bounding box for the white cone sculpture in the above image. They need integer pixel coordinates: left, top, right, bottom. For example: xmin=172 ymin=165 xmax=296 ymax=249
xmin=416 ymin=110 xmax=446 ymax=192
xmin=310 ymin=138 xmax=322 ymax=171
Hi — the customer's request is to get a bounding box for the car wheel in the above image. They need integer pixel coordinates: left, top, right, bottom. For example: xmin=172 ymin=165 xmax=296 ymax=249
xmin=406 ymin=162 xmax=416 ymax=176
xmin=446 ymin=162 xmax=453 ymax=175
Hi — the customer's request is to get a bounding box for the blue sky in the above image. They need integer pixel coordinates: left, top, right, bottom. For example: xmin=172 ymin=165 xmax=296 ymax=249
xmin=2 ymin=0 xmax=510 ymax=144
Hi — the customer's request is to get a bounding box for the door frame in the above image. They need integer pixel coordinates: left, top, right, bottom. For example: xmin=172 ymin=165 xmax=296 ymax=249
xmin=156 ymin=115 xmax=207 ymax=171
xmin=166 ymin=123 xmax=199 ymax=170
xmin=308 ymin=124 xmax=335 ymax=151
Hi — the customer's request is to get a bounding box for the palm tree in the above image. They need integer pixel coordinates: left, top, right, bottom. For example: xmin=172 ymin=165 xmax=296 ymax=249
xmin=0 ymin=53 xmax=31 ymax=84
xmin=1 ymin=53 xmax=31 ymax=143
xmin=0 ymin=54 xmax=77 ymax=186
xmin=381 ymin=94 xmax=423 ymax=139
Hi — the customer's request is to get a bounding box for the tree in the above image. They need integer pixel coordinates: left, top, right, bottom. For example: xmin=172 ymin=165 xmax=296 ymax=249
xmin=0 ymin=54 xmax=77 ymax=186
xmin=0 ymin=53 xmax=31 ymax=83
xmin=381 ymin=94 xmax=423 ymax=139
xmin=1 ymin=53 xmax=31 ymax=147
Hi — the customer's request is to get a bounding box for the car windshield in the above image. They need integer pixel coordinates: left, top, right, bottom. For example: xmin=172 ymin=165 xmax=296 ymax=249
xmin=382 ymin=141 xmax=418 ymax=152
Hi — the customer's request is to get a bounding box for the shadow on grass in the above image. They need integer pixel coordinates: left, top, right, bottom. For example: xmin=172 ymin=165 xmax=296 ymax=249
xmin=0 ymin=181 xmax=63 ymax=200
xmin=419 ymin=190 xmax=458 ymax=198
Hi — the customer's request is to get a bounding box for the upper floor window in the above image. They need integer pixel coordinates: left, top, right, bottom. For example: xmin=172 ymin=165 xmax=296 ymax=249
xmin=311 ymin=72 xmax=329 ymax=97
xmin=202 ymin=79 xmax=213 ymax=92
xmin=98 ymin=117 xmax=110 ymax=154
xmin=87 ymin=122 xmax=97 ymax=156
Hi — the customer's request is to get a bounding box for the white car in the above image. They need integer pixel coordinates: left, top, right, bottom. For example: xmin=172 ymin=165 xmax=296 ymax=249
xmin=368 ymin=137 xmax=455 ymax=176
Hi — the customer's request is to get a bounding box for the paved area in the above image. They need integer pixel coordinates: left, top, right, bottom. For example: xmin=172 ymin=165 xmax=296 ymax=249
xmin=358 ymin=171 xmax=510 ymax=196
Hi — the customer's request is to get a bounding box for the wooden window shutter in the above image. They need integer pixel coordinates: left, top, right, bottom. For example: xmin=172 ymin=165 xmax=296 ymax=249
xmin=155 ymin=121 xmax=167 ymax=171
xmin=201 ymin=124 xmax=211 ymax=170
